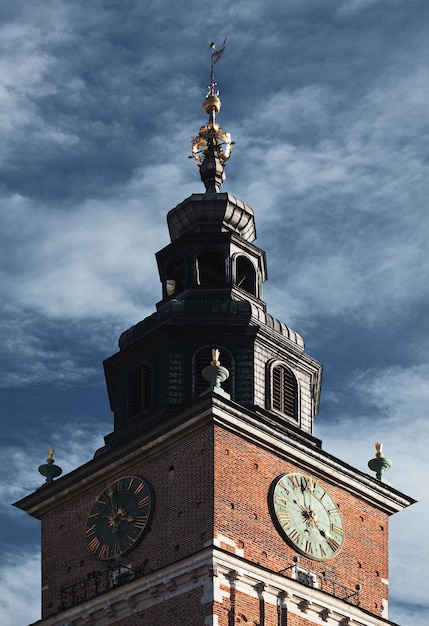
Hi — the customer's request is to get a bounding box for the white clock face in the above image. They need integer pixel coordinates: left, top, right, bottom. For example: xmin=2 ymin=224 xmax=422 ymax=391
xmin=269 ymin=473 xmax=344 ymax=561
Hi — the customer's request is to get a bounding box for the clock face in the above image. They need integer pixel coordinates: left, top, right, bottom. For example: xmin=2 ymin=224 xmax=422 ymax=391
xmin=269 ymin=472 xmax=344 ymax=561
xmin=85 ymin=475 xmax=154 ymax=561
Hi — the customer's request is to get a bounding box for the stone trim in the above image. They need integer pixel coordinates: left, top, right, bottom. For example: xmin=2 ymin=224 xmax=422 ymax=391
xmin=15 ymin=396 xmax=414 ymax=519
xmin=29 ymin=548 xmax=399 ymax=626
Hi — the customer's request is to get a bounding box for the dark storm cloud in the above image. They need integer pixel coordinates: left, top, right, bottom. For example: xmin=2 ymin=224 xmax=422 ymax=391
xmin=1 ymin=1 xmax=428 ymax=624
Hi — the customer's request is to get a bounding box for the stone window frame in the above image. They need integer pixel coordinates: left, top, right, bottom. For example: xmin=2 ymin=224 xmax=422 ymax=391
xmin=127 ymin=362 xmax=153 ymax=420
xmin=232 ymin=253 xmax=258 ymax=297
xmin=266 ymin=359 xmax=299 ymax=423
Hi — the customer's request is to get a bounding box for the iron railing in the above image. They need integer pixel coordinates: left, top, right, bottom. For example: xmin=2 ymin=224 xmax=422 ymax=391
xmin=280 ymin=564 xmax=361 ymax=606
xmin=59 ymin=563 xmax=142 ymax=610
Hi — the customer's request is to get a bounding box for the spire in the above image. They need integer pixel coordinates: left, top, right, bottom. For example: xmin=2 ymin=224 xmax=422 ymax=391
xmin=191 ymin=39 xmax=233 ymax=193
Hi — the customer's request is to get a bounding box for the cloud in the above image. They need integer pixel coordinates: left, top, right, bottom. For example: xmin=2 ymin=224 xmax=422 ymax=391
xmin=0 ymin=2 xmax=427 ymax=625
xmin=1 ymin=407 xmax=109 ymax=625
xmin=317 ymin=363 xmax=429 ymax=617
xmin=1 ymin=421 xmax=106 ymax=509
xmin=0 ymin=548 xmax=41 ymax=626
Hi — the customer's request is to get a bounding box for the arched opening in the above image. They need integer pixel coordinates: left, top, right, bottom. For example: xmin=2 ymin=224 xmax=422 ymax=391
xmin=270 ymin=363 xmax=298 ymax=420
xmin=165 ymin=256 xmax=187 ymax=296
xmin=235 ymin=256 xmax=257 ymax=296
xmin=196 ymin=250 xmax=225 ymax=286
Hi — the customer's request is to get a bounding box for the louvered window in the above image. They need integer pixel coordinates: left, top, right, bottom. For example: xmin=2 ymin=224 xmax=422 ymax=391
xmin=272 ymin=364 xmax=297 ymax=420
xmin=129 ymin=364 xmax=152 ymax=418
xmin=194 ymin=347 xmax=232 ymax=397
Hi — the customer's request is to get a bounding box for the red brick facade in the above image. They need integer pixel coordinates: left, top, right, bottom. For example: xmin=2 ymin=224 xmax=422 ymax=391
xmin=28 ymin=399 xmax=403 ymax=625
xmin=213 ymin=426 xmax=389 ymax=616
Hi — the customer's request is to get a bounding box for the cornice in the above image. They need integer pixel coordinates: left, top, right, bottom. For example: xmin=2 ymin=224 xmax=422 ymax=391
xmin=210 ymin=397 xmax=415 ymax=514
xmin=14 ymin=395 xmax=415 ymax=519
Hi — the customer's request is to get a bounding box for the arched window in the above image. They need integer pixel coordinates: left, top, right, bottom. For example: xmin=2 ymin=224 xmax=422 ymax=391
xmin=128 ymin=364 xmax=152 ymax=419
xmin=193 ymin=346 xmax=233 ymax=397
xmin=235 ymin=256 xmax=257 ymax=296
xmin=165 ymin=256 xmax=187 ymax=297
xmin=196 ymin=250 xmax=225 ymax=286
xmin=270 ymin=363 xmax=298 ymax=420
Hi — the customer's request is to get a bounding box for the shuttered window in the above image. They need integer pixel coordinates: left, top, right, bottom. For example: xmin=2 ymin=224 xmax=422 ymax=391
xmin=272 ymin=364 xmax=297 ymax=420
xmin=129 ymin=364 xmax=152 ymax=418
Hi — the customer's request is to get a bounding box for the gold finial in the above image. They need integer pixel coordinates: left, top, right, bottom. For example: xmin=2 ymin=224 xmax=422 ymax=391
xmin=38 ymin=447 xmax=62 ymax=486
xmin=191 ymin=39 xmax=233 ymax=188
xmin=211 ymin=348 xmax=221 ymax=366
xmin=201 ymin=347 xmax=230 ymax=398
xmin=375 ymin=442 xmax=383 ymax=457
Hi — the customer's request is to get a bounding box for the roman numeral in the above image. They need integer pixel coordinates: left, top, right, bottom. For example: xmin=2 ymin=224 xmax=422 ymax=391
xmin=277 ymin=510 xmax=292 ymax=527
xmin=88 ymin=537 xmax=100 ymax=552
xmin=134 ymin=481 xmax=146 ymax=495
xmin=114 ymin=479 xmax=123 ymax=492
xmin=85 ymin=524 xmax=96 ymax=536
xmin=138 ymin=495 xmax=150 ymax=508
xmin=327 ymin=536 xmax=340 ymax=551
xmin=319 ymin=544 xmax=327 ymax=557
xmin=306 ymin=477 xmax=315 ymax=493
xmin=305 ymin=540 xmax=314 ymax=555
xmin=288 ymin=528 xmax=302 ymax=545
xmin=134 ymin=515 xmax=148 ymax=528
xmin=331 ymin=524 xmax=344 ymax=536
xmin=327 ymin=507 xmax=339 ymax=517
xmin=278 ymin=479 xmax=290 ymax=494
xmin=318 ymin=489 xmax=327 ymax=502
xmin=289 ymin=474 xmax=301 ymax=490
xmin=98 ymin=543 xmax=110 ymax=559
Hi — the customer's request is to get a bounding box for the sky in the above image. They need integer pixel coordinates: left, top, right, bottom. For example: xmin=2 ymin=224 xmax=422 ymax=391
xmin=1 ymin=1 xmax=428 ymax=624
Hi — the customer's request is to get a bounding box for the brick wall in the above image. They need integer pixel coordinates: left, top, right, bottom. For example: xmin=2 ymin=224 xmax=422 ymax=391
xmin=40 ymin=416 xmax=389 ymax=621
xmin=40 ymin=425 xmax=215 ymax=617
xmin=213 ymin=426 xmax=389 ymax=616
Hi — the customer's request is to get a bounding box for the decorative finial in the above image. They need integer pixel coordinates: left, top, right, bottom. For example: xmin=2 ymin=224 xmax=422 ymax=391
xmin=375 ymin=442 xmax=383 ymax=457
xmin=38 ymin=447 xmax=62 ymax=487
xmin=368 ymin=442 xmax=392 ymax=483
xmin=211 ymin=348 xmax=220 ymax=366
xmin=191 ymin=39 xmax=234 ymax=193
xmin=200 ymin=347 xmax=230 ymax=399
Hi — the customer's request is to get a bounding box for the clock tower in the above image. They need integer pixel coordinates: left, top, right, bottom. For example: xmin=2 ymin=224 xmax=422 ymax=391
xmin=14 ymin=48 xmax=414 ymax=626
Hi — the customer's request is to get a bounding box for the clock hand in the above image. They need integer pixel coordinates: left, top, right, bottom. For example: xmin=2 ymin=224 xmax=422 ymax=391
xmin=293 ymin=498 xmax=306 ymax=511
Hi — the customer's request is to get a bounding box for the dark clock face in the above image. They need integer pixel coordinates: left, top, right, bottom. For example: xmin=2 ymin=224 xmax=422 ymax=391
xmin=85 ymin=475 xmax=154 ymax=561
xmin=269 ymin=472 xmax=344 ymax=561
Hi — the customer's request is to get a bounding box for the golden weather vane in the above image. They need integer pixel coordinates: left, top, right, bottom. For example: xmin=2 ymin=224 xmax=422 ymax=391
xmin=191 ymin=38 xmax=233 ymax=186
xmin=209 ymin=38 xmax=227 ymax=94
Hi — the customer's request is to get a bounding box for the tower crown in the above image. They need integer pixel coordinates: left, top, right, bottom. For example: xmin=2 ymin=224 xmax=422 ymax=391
xmin=100 ymin=51 xmax=319 ymax=451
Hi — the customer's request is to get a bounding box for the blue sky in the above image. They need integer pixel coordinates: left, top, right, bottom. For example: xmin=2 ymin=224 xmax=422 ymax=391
xmin=1 ymin=1 xmax=428 ymax=624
